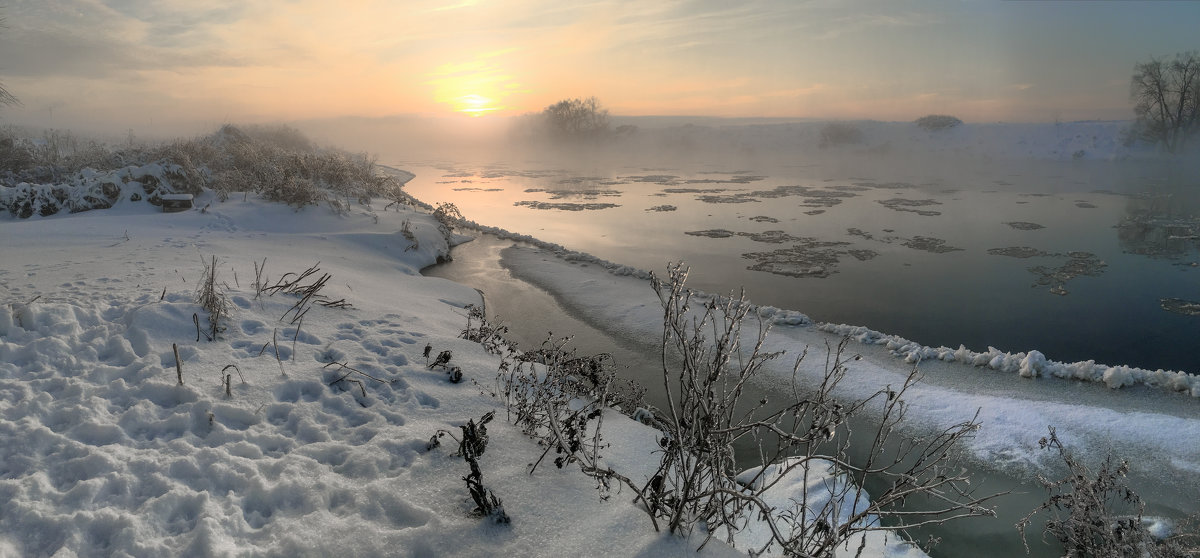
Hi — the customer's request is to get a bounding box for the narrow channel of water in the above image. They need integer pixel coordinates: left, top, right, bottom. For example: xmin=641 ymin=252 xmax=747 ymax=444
xmin=425 ymin=234 xmax=1064 ymax=558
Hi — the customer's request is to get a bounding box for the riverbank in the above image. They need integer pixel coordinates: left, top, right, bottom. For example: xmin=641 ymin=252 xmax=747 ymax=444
xmin=425 ymin=231 xmax=1199 ymax=556
xmin=495 ymin=239 xmax=1200 ymax=497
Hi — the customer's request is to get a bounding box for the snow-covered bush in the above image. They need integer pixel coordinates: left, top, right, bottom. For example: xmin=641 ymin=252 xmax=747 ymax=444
xmin=914 ymin=114 xmax=963 ymax=131
xmin=1020 ymin=427 xmax=1200 ymax=557
xmin=0 ymin=124 xmax=404 ymax=217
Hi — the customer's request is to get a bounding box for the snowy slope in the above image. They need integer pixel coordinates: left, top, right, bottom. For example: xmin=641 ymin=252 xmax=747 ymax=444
xmin=0 ymin=192 xmax=755 ymax=557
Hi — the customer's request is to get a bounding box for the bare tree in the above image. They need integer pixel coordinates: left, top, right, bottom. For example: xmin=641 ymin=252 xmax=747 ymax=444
xmin=542 ymin=97 xmax=610 ymax=141
xmin=0 ymin=14 xmax=18 ymax=108
xmin=1131 ymin=52 xmax=1200 ymax=153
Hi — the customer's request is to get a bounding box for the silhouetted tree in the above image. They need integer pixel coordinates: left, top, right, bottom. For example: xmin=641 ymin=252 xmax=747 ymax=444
xmin=1131 ymin=52 xmax=1199 ymax=153
xmin=0 ymin=14 xmax=17 ymax=108
xmin=542 ymin=97 xmax=609 ymax=140
xmin=915 ymin=114 xmax=963 ymax=131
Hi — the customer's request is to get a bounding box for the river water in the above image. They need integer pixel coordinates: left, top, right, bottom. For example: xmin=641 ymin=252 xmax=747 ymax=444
xmin=404 ymin=155 xmax=1200 ymax=375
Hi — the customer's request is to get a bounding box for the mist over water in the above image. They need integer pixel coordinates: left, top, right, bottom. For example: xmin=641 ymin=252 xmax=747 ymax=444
xmin=329 ymin=117 xmax=1200 ymax=375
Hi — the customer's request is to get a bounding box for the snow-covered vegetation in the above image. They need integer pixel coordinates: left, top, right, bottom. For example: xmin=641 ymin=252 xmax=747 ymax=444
xmin=0 ymin=125 xmax=414 ymax=219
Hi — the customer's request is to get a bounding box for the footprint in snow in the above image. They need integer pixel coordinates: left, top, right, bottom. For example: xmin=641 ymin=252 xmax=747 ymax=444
xmin=240 ymin=319 xmax=267 ymax=335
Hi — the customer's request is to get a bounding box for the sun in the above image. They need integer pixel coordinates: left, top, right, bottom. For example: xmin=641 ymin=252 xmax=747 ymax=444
xmin=456 ymin=94 xmax=499 ymax=117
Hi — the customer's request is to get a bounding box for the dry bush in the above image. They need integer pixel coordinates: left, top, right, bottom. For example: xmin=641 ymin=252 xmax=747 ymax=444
xmin=428 ymin=411 xmax=511 ymax=524
xmin=195 ymin=255 xmax=230 ymax=341
xmin=636 ymin=263 xmax=999 ymax=555
xmin=466 ymin=262 xmax=998 ymax=556
xmin=1019 ymin=427 xmax=1200 ymax=557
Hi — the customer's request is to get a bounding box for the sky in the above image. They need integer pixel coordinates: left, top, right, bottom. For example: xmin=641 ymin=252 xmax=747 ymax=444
xmin=1 ymin=0 xmax=1198 ymax=135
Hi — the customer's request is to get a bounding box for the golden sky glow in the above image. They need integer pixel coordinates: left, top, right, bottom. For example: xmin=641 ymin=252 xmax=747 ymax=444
xmin=1 ymin=1 xmax=1199 ymax=134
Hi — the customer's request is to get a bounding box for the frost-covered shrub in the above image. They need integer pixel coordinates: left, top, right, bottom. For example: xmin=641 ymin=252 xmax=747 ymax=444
xmin=1020 ymin=427 xmax=1200 ymax=557
xmin=637 ymin=263 xmax=998 ymax=555
xmin=0 ymin=135 xmax=36 ymax=173
xmin=914 ymin=114 xmax=963 ymax=131
xmin=817 ymin=122 xmax=864 ymax=147
xmin=243 ymin=124 xmax=314 ymax=153
xmin=0 ymin=124 xmax=405 ymax=218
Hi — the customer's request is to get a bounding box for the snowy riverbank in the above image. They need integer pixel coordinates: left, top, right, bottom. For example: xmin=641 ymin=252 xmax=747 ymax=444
xmin=0 ymin=186 xmax=930 ymax=556
xmin=498 ymin=241 xmax=1200 ymax=500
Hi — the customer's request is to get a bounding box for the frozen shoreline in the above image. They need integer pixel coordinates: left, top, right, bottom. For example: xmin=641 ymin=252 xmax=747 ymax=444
xmin=455 ymin=213 xmax=1200 ymax=399
xmin=494 ymin=237 xmax=1200 ymax=514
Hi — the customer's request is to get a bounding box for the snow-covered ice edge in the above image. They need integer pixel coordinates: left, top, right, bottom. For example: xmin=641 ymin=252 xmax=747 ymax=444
xmin=451 ymin=216 xmax=1200 ymax=398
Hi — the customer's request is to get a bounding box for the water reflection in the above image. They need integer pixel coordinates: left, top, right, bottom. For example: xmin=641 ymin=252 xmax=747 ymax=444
xmin=402 ymin=157 xmax=1200 ymax=373
xmin=1118 ymin=189 xmax=1200 ymax=260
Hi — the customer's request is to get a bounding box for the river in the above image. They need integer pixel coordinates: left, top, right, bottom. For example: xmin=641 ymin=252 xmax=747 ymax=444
xmin=426 ymin=234 xmax=1062 ymax=557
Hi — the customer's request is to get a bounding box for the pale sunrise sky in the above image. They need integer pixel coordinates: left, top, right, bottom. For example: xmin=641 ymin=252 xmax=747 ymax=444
xmin=1 ymin=0 xmax=1198 ymax=134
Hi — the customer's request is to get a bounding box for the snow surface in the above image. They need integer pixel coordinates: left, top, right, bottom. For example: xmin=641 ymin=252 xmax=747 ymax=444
xmin=0 ymin=180 xmax=917 ymax=556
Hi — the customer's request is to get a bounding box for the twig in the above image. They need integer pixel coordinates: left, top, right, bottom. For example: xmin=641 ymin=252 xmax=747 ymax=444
xmin=323 ymin=361 xmax=391 ymax=384
xmin=273 ymin=328 xmax=285 ymax=376
xmin=222 ymin=363 xmax=246 ymax=384
xmin=292 ymin=316 xmax=303 ymax=361
xmin=173 ymin=343 xmax=183 ymax=385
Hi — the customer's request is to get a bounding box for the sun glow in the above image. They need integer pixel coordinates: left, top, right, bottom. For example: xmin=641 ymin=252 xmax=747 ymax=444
xmin=426 ymin=50 xmax=526 ymax=117
xmin=456 ymin=94 xmax=499 ymax=116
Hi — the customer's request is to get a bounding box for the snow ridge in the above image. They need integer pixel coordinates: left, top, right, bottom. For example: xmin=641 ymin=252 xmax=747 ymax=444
xmin=818 ymin=323 xmax=1200 ymax=397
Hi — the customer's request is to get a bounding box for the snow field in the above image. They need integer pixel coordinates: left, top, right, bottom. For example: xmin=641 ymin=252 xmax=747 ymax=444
xmin=0 ymin=194 xmax=750 ymax=557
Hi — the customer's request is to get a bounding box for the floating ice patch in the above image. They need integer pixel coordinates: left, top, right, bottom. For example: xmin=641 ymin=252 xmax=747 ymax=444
xmin=988 ymin=246 xmax=1052 ymax=258
xmin=1028 ymin=252 xmax=1107 ymax=293
xmin=523 ymin=188 xmax=623 ymax=200
xmin=877 ymin=198 xmax=943 ymax=216
xmin=1004 ymin=221 xmax=1046 ymax=230
xmin=743 ymin=238 xmax=853 ymax=279
xmin=901 ymin=236 xmax=962 ymax=253
xmin=513 ymin=201 xmax=619 ymax=211
xmin=1160 ymin=297 xmax=1200 ymax=316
